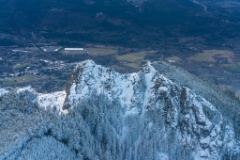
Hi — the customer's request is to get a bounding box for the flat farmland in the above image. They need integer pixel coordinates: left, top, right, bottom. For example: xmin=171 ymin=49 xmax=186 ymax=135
xmin=189 ymin=50 xmax=234 ymax=63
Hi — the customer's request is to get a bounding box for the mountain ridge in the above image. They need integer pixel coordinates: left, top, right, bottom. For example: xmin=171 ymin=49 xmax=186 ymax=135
xmin=62 ymin=60 xmax=240 ymax=159
xmin=0 ymin=60 xmax=240 ymax=159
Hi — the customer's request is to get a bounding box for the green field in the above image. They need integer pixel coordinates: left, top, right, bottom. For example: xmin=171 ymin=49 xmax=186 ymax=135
xmin=222 ymin=62 xmax=240 ymax=72
xmin=14 ymin=63 xmax=29 ymax=70
xmin=189 ymin=50 xmax=234 ymax=63
xmin=2 ymin=75 xmax=34 ymax=85
xmin=2 ymin=79 xmax=16 ymax=85
xmin=117 ymin=51 xmax=147 ymax=69
xmin=87 ymin=47 xmax=118 ymax=56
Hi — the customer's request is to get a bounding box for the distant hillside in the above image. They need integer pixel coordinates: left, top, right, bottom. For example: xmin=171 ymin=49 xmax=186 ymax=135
xmin=0 ymin=0 xmax=239 ymax=48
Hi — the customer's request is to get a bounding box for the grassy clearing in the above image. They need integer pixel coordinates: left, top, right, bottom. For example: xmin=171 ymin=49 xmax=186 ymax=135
xmin=124 ymin=62 xmax=141 ymax=69
xmin=2 ymin=79 xmax=15 ymax=85
xmin=117 ymin=51 xmax=146 ymax=62
xmin=87 ymin=47 xmax=118 ymax=56
xmin=1 ymin=76 xmax=33 ymax=85
xmin=14 ymin=63 xmax=29 ymax=70
xmin=189 ymin=50 xmax=234 ymax=63
xmin=117 ymin=51 xmax=147 ymax=69
xmin=15 ymin=75 xmax=34 ymax=84
xmin=222 ymin=62 xmax=240 ymax=72
xmin=60 ymin=50 xmax=84 ymax=55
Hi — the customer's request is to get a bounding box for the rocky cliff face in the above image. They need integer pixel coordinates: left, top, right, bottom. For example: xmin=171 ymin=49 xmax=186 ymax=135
xmin=0 ymin=60 xmax=240 ymax=160
xmin=63 ymin=60 xmax=240 ymax=159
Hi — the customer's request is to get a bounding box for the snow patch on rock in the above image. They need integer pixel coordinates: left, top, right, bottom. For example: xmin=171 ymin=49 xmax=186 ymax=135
xmin=0 ymin=88 xmax=9 ymax=97
xmin=16 ymin=86 xmax=67 ymax=114
xmin=38 ymin=91 xmax=67 ymax=114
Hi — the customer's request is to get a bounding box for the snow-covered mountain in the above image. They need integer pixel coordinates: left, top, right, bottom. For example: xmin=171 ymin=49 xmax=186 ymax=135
xmin=0 ymin=60 xmax=240 ymax=160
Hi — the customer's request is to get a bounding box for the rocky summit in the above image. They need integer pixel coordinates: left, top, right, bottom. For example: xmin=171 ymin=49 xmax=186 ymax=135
xmin=0 ymin=60 xmax=240 ymax=160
